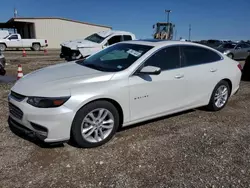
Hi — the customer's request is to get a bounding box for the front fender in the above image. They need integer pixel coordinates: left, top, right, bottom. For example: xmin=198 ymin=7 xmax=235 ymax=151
xmin=64 ymin=80 xmax=130 ymax=124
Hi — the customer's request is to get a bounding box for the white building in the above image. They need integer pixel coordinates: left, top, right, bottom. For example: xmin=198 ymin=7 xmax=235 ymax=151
xmin=0 ymin=17 xmax=112 ymax=48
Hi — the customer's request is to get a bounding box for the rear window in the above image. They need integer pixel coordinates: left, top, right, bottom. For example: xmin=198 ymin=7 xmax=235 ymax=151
xmin=181 ymin=45 xmax=222 ymax=67
xmin=123 ymin=35 xmax=132 ymax=41
xmin=220 ymin=43 xmax=237 ymax=49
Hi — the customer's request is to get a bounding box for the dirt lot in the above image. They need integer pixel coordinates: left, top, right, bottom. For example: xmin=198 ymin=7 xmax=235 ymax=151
xmin=0 ymin=51 xmax=250 ymax=187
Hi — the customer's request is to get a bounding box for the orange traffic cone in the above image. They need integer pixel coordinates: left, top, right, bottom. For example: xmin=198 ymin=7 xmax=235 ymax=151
xmin=17 ymin=64 xmax=23 ymax=80
xmin=22 ymin=49 xmax=27 ymax=57
xmin=44 ymin=48 xmax=48 ymax=55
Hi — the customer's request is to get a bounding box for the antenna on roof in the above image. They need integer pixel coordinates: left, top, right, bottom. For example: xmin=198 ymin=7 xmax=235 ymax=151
xmin=14 ymin=8 xmax=18 ymax=18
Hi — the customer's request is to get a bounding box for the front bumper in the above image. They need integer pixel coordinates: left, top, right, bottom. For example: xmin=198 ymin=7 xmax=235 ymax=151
xmin=60 ymin=46 xmax=82 ymax=61
xmin=8 ymin=93 xmax=75 ymax=143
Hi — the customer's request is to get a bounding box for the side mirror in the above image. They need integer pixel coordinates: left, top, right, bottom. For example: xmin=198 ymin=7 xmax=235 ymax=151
xmin=236 ymin=46 xmax=241 ymax=50
xmin=139 ymin=66 xmax=161 ymax=75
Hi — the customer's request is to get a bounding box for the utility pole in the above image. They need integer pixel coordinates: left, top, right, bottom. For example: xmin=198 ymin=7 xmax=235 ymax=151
xmin=165 ymin=10 xmax=172 ymax=23
xmin=189 ymin=24 xmax=191 ymax=41
xmin=14 ymin=8 xmax=17 ymax=18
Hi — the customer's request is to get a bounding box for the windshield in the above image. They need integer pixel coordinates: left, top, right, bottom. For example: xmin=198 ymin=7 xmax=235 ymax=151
xmin=85 ymin=33 xmax=105 ymax=43
xmin=3 ymin=35 xmax=10 ymax=39
xmin=218 ymin=43 xmax=237 ymax=49
xmin=76 ymin=43 xmax=153 ymax=72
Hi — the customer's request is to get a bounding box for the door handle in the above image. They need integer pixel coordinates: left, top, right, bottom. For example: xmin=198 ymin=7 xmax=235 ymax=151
xmin=210 ymin=68 xmax=217 ymax=72
xmin=175 ymin=74 xmax=184 ymax=79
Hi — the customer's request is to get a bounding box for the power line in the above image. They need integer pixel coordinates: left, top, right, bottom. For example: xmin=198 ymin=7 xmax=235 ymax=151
xmin=189 ymin=24 xmax=191 ymax=41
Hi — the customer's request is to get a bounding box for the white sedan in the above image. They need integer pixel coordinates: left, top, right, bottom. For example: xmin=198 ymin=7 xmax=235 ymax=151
xmin=8 ymin=40 xmax=242 ymax=148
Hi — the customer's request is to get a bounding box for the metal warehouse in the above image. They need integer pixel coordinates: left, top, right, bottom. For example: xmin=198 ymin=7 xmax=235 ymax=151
xmin=0 ymin=17 xmax=112 ymax=48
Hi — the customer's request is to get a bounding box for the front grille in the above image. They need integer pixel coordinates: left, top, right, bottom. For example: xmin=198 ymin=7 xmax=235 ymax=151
xmin=61 ymin=46 xmax=72 ymax=56
xmin=9 ymin=116 xmax=31 ymax=134
xmin=10 ymin=91 xmax=26 ymax=101
xmin=9 ymin=103 xmax=24 ymax=120
xmin=61 ymin=46 xmax=80 ymax=58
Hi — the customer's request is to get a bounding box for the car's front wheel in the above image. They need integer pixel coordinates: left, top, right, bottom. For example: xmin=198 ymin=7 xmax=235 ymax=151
xmin=0 ymin=44 xmax=6 ymax=51
xmin=71 ymin=100 xmax=120 ymax=148
xmin=206 ymin=80 xmax=231 ymax=111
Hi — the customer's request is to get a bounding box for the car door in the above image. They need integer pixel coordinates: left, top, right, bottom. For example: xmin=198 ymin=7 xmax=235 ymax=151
xmin=179 ymin=45 xmax=223 ymax=107
xmin=129 ymin=46 xmax=188 ymax=122
xmin=6 ymin=34 xmax=21 ymax=47
xmin=234 ymin=43 xmax=250 ymax=59
xmin=240 ymin=43 xmax=250 ymax=59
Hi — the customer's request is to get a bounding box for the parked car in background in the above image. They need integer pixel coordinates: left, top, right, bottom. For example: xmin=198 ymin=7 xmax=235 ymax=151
xmin=204 ymin=39 xmax=223 ymax=48
xmin=8 ymin=40 xmax=241 ymax=148
xmin=216 ymin=42 xmax=250 ymax=60
xmin=0 ymin=51 xmax=6 ymax=76
xmin=60 ymin=30 xmax=136 ymax=61
xmin=0 ymin=33 xmax=48 ymax=51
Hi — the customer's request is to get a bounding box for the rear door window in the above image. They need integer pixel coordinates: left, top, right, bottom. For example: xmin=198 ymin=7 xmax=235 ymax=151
xmin=123 ymin=35 xmax=132 ymax=41
xmin=181 ymin=45 xmax=222 ymax=67
xmin=107 ymin=35 xmax=122 ymax=45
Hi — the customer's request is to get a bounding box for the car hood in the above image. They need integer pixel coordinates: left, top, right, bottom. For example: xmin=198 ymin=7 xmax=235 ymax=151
xmin=11 ymin=62 xmax=115 ymax=97
xmin=61 ymin=39 xmax=100 ymax=49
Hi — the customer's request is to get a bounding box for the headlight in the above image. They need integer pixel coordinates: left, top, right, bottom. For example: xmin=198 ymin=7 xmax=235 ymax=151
xmin=223 ymin=50 xmax=230 ymax=54
xmin=27 ymin=96 xmax=70 ymax=108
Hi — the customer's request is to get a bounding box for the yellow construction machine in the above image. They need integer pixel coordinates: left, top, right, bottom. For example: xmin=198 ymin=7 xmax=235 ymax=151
xmin=153 ymin=22 xmax=175 ymax=40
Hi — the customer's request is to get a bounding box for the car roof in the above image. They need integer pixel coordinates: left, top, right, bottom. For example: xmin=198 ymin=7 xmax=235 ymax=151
xmin=121 ymin=39 xmax=208 ymax=47
xmin=97 ymin=30 xmax=135 ymax=38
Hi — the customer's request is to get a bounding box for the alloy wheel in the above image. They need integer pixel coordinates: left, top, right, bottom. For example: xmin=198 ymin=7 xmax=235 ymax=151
xmin=81 ymin=108 xmax=114 ymax=143
xmin=214 ymin=85 xmax=229 ymax=108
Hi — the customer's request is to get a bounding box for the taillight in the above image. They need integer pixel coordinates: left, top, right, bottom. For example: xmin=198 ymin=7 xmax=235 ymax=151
xmin=237 ymin=63 xmax=242 ymax=70
xmin=45 ymin=40 xmax=47 ymax=43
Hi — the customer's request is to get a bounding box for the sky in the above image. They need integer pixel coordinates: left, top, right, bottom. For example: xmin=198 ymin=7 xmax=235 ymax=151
xmin=0 ymin=0 xmax=250 ymax=41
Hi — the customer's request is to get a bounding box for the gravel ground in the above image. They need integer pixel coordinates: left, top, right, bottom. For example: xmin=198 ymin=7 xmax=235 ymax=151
xmin=0 ymin=51 xmax=250 ymax=187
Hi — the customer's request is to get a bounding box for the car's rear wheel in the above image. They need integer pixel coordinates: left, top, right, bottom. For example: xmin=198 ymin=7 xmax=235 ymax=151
xmin=206 ymin=80 xmax=231 ymax=111
xmin=227 ymin=53 xmax=234 ymax=59
xmin=32 ymin=43 xmax=41 ymax=51
xmin=71 ymin=101 xmax=119 ymax=148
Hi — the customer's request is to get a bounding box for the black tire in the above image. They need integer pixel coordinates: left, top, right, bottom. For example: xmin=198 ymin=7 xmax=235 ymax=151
xmin=206 ymin=80 xmax=231 ymax=111
xmin=0 ymin=44 xmax=6 ymax=51
xmin=0 ymin=67 xmax=6 ymax=76
xmin=71 ymin=100 xmax=120 ymax=148
xmin=32 ymin=43 xmax=41 ymax=51
xmin=227 ymin=53 xmax=234 ymax=59
xmin=242 ymin=55 xmax=250 ymax=81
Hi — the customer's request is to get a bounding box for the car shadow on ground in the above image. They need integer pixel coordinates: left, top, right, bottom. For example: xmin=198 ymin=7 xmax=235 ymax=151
xmin=8 ymin=108 xmax=199 ymax=149
xmin=118 ymin=109 xmax=195 ymax=132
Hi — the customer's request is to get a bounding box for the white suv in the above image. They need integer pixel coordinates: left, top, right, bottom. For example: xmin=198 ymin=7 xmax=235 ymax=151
xmin=9 ymin=40 xmax=241 ymax=148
